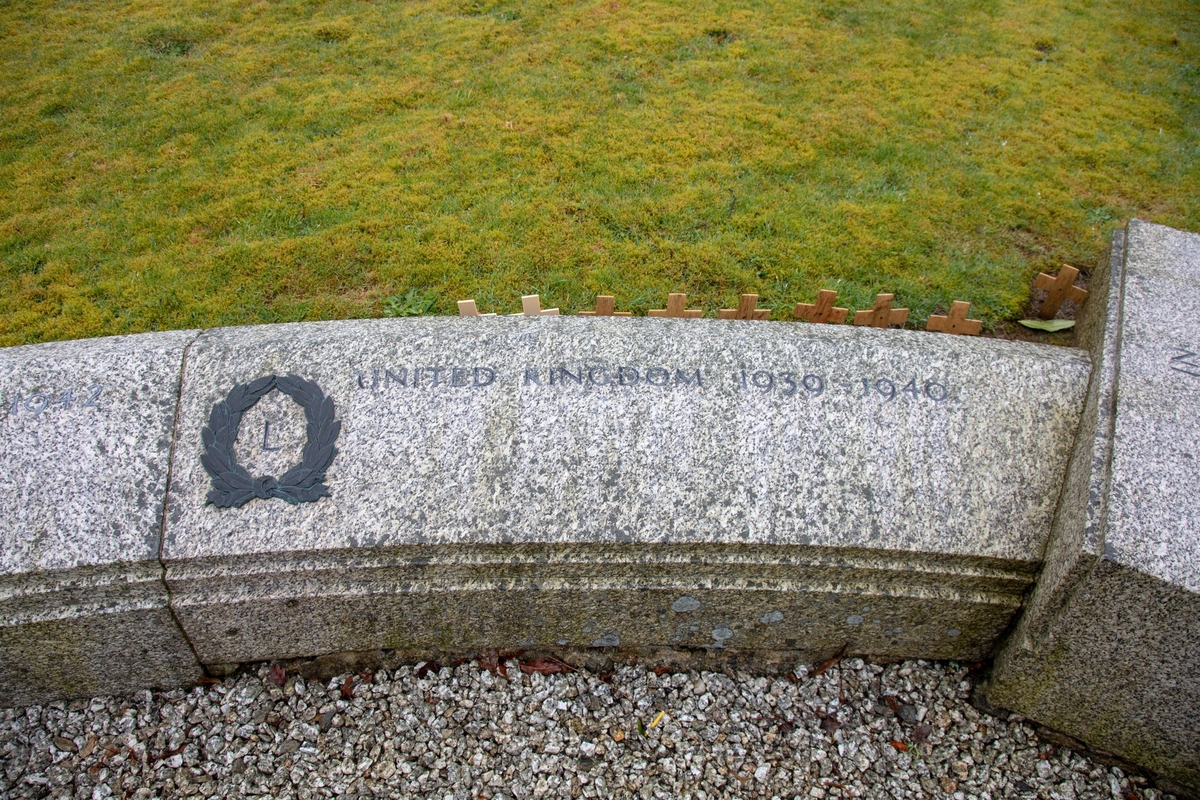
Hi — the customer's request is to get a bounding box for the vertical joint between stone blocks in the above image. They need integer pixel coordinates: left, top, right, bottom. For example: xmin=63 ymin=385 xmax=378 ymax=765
xmin=157 ymin=329 xmax=210 ymax=673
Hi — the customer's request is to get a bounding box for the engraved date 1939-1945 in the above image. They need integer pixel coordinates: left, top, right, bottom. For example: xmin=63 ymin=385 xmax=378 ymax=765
xmin=738 ymin=370 xmax=948 ymax=402
xmin=6 ymin=385 xmax=104 ymax=417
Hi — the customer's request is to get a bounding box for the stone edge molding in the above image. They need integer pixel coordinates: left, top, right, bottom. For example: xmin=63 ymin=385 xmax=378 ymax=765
xmin=0 ymin=220 xmax=1196 ymax=790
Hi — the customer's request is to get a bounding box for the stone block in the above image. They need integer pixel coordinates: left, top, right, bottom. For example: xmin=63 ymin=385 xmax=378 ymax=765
xmin=0 ymin=332 xmax=201 ymax=705
xmin=162 ymin=318 xmax=1089 ymax=666
xmin=984 ymin=220 xmax=1200 ymax=789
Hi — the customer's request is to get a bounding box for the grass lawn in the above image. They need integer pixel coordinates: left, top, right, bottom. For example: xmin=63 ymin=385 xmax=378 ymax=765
xmin=1 ymin=0 xmax=1197 ymax=344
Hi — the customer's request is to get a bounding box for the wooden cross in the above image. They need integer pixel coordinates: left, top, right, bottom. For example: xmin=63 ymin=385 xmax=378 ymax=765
xmin=925 ymin=301 xmax=981 ymax=335
xmin=457 ymin=299 xmax=496 ymax=317
xmin=1035 ymin=265 xmax=1088 ymax=319
xmin=718 ymin=294 xmax=770 ymax=320
xmin=511 ymin=295 xmax=559 ymax=316
xmin=648 ymin=293 xmax=702 ymax=318
xmin=854 ymin=294 xmax=909 ymax=328
xmin=794 ymin=290 xmax=848 ymax=324
xmin=578 ymin=295 xmax=631 ymax=317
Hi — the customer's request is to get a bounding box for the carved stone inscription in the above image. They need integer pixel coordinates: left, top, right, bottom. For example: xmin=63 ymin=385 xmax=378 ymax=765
xmin=1169 ymin=347 xmax=1200 ymax=379
xmin=523 ymin=366 xmax=703 ymax=387
xmin=5 ymin=384 xmax=104 ymax=417
xmin=356 ymin=367 xmax=496 ymax=390
xmin=352 ymin=365 xmax=953 ymax=403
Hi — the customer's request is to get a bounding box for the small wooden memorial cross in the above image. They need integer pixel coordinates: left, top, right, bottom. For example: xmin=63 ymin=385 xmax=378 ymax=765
xmin=1035 ymin=265 xmax=1088 ymax=319
xmin=718 ymin=294 xmax=770 ymax=320
xmin=854 ymin=294 xmax=909 ymax=328
xmin=925 ymin=301 xmax=982 ymax=335
xmin=457 ymin=300 xmax=496 ymax=317
xmin=794 ymin=290 xmax=848 ymax=324
xmin=648 ymin=293 xmax=702 ymax=318
xmin=511 ymin=295 xmax=560 ymax=316
xmin=578 ymin=295 xmax=632 ymax=317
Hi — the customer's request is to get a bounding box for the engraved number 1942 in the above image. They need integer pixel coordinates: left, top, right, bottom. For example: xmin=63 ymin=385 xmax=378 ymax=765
xmin=7 ymin=385 xmax=103 ymax=416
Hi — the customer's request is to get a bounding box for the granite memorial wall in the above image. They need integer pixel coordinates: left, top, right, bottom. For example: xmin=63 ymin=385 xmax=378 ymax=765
xmin=983 ymin=220 xmax=1200 ymax=788
xmin=1 ymin=220 xmax=1197 ymax=788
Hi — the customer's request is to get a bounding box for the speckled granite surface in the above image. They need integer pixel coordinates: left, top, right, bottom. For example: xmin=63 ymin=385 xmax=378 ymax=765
xmin=164 ymin=319 xmax=1088 ymax=560
xmin=161 ymin=318 xmax=1088 ymax=665
xmin=1107 ymin=221 xmax=1200 ymax=590
xmin=985 ymin=221 xmax=1200 ymax=790
xmin=0 ymin=332 xmax=201 ymax=704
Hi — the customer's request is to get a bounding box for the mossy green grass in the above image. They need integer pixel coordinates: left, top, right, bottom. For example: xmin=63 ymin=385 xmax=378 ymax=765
xmin=1 ymin=0 xmax=1197 ymax=343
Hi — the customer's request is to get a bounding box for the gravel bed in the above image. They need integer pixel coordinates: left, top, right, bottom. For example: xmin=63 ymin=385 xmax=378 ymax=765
xmin=0 ymin=657 xmax=1175 ymax=800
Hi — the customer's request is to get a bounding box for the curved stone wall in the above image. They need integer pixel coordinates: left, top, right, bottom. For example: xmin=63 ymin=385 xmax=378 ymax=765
xmin=3 ymin=219 xmax=1198 ymax=789
xmin=1 ymin=307 xmax=1090 ymax=705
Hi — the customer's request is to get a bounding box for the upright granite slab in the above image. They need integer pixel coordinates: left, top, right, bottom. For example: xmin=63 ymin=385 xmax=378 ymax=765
xmin=984 ymin=220 xmax=1200 ymax=789
xmin=162 ymin=318 xmax=1089 ymax=668
xmin=0 ymin=332 xmax=201 ymax=705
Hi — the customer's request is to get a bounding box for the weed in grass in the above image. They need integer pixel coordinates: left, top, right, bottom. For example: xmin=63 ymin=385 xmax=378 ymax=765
xmin=1085 ymin=207 xmax=1117 ymax=226
xmin=139 ymin=26 xmax=194 ymax=57
xmin=312 ymin=21 xmax=353 ymax=44
xmin=382 ymin=289 xmax=438 ymax=318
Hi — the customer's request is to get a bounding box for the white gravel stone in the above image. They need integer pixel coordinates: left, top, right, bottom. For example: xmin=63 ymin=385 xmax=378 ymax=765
xmin=0 ymin=659 xmax=1176 ymax=799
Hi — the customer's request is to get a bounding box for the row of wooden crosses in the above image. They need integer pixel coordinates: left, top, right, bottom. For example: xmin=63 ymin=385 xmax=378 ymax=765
xmin=456 ymin=265 xmax=1087 ymax=337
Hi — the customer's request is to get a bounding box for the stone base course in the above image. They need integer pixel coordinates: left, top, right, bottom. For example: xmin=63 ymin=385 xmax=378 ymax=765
xmin=166 ymin=544 xmax=1034 ymax=666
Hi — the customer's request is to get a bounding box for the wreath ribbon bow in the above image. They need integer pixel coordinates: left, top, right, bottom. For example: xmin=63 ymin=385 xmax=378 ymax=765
xmin=200 ymin=374 xmax=340 ymax=508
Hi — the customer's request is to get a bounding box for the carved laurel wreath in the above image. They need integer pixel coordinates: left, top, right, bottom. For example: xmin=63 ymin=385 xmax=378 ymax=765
xmin=200 ymin=374 xmax=340 ymax=508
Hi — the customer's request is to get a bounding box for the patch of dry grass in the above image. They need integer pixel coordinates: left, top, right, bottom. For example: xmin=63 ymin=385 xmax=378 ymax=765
xmin=1 ymin=0 xmax=1197 ymax=343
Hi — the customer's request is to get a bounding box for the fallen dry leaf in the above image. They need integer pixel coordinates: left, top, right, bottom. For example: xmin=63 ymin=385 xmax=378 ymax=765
xmin=415 ymin=660 xmax=441 ymax=679
xmin=479 ymin=649 xmax=508 ymax=679
xmin=519 ymin=656 xmax=574 ymax=676
xmin=150 ymin=744 xmax=184 ymax=764
xmin=812 ymin=643 xmax=848 ymax=677
xmin=78 ymin=735 xmax=97 ymax=759
xmin=268 ymin=663 xmax=287 ymax=687
xmin=819 ymin=715 xmax=842 ymax=732
xmin=883 ymin=695 xmax=900 ymax=713
xmin=913 ymin=722 xmax=933 ymax=743
xmin=889 ymin=740 xmax=909 ymax=752
xmin=340 ymin=675 xmax=354 ymax=700
xmin=52 ymin=736 xmax=77 ymax=753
